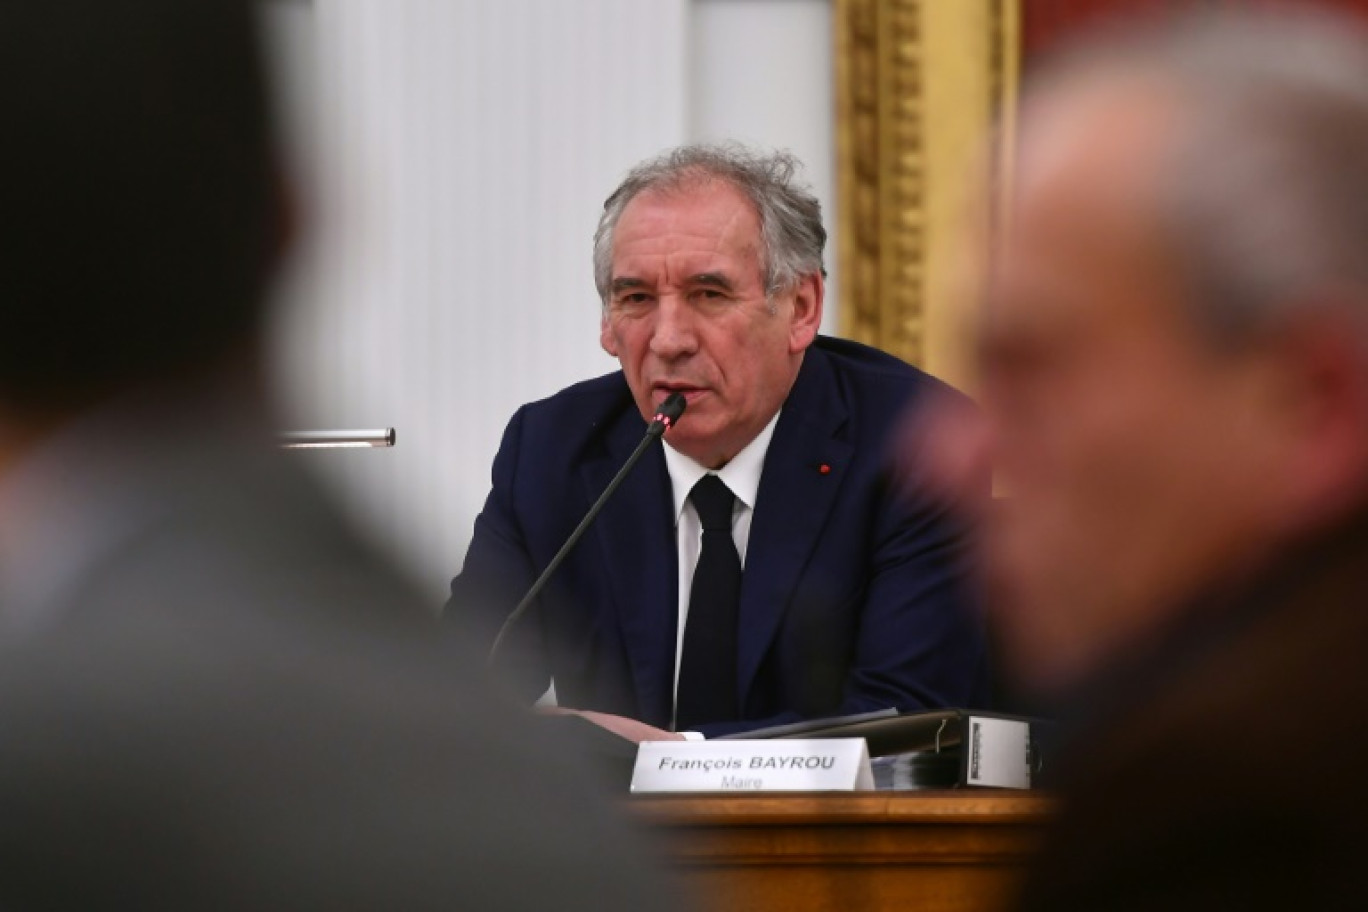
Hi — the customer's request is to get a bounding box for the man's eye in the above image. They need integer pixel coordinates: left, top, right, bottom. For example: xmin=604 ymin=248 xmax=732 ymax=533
xmin=617 ymin=293 xmax=652 ymax=306
xmin=694 ymin=289 xmax=726 ymax=301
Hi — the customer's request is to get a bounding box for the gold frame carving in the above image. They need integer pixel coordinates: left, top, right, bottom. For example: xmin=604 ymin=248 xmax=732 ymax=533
xmin=836 ymin=0 xmax=1020 ymax=385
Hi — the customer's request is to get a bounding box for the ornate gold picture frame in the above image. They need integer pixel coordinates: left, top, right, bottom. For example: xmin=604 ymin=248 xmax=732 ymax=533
xmin=835 ymin=0 xmax=1020 ymax=388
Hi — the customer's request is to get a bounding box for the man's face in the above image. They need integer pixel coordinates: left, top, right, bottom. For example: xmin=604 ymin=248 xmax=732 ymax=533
xmin=974 ymin=88 xmax=1291 ymax=694
xmin=601 ymin=180 xmax=821 ymax=468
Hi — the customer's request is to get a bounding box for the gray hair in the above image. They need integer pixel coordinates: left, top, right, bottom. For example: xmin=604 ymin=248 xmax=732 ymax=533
xmin=592 ymin=143 xmax=827 ymax=305
xmin=1028 ymin=8 xmax=1368 ymax=347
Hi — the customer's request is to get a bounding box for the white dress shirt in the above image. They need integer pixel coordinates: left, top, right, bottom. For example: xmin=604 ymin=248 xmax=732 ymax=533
xmin=661 ymin=411 xmax=781 ymax=729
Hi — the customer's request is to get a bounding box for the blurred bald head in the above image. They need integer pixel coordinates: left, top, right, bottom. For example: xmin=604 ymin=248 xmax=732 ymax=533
xmin=1026 ymin=9 xmax=1368 ymax=344
xmin=973 ymin=7 xmax=1368 ymax=694
xmin=0 ymin=0 xmax=281 ymax=419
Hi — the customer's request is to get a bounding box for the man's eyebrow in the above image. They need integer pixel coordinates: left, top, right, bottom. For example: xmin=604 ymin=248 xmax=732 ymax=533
xmin=610 ymin=277 xmax=648 ymax=293
xmin=687 ymin=272 xmax=734 ymax=290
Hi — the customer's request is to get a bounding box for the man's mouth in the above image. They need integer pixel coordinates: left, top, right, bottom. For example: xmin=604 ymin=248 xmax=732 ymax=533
xmin=652 ymin=383 xmax=708 ymax=404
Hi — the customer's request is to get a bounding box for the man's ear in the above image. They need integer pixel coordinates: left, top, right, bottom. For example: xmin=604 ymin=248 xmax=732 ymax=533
xmin=1262 ymin=309 xmax=1368 ymax=526
xmin=600 ymin=312 xmax=619 ymax=357
xmin=267 ymin=163 xmax=298 ymax=281
xmin=788 ymin=272 xmax=824 ymax=353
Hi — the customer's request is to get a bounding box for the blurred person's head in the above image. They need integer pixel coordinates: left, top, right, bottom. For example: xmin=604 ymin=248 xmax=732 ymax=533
xmin=0 ymin=0 xmax=283 ymax=430
xmin=962 ymin=8 xmax=1368 ymax=696
xmin=594 ymin=144 xmax=825 ymax=468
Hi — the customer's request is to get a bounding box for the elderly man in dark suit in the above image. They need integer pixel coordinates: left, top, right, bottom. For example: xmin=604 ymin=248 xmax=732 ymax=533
xmin=0 ymin=2 xmax=679 ymax=909
xmin=930 ymin=7 xmax=1368 ymax=909
xmin=449 ymin=145 xmax=989 ymax=739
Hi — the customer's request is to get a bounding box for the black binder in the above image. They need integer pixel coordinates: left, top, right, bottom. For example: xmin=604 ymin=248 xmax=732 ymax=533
xmin=720 ymin=708 xmax=1050 ymax=790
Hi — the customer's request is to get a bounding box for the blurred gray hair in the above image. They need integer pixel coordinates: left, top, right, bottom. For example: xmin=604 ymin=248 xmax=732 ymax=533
xmin=1028 ymin=8 xmax=1368 ymax=347
xmin=592 ymin=144 xmax=827 ymax=305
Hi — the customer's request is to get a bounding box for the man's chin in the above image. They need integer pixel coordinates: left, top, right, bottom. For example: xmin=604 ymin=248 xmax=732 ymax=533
xmin=662 ymin=429 xmax=704 ymax=455
xmin=646 ymin=398 xmax=712 ymax=436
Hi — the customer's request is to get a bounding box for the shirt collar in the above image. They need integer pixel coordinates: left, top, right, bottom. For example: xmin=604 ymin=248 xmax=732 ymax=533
xmin=661 ymin=411 xmax=781 ymax=525
xmin=0 ymin=395 xmax=264 ymax=640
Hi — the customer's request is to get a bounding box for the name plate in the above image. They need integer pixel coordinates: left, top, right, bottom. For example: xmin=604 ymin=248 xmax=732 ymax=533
xmin=631 ymin=739 xmax=874 ymax=793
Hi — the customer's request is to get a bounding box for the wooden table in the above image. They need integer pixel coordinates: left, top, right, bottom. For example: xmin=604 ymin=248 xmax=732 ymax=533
xmin=632 ymin=791 xmax=1052 ymax=912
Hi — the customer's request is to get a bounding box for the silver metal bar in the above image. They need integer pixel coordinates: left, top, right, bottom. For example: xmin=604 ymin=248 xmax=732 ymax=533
xmin=277 ymin=428 xmax=396 ymax=449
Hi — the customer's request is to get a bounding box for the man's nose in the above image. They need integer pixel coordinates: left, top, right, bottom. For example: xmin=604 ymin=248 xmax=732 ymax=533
xmin=648 ymin=294 xmax=698 ymax=359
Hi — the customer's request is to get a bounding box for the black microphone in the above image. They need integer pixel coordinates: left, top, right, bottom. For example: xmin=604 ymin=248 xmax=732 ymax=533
xmin=487 ymin=392 xmax=686 ymax=667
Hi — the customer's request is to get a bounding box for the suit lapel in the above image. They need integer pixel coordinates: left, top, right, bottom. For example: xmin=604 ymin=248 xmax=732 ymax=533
xmin=737 ymin=349 xmax=852 ymax=701
xmin=582 ymin=411 xmax=677 ymax=727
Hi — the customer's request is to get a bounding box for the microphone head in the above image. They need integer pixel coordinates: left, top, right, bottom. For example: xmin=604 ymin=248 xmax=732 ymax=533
xmin=650 ymin=392 xmax=687 ymax=434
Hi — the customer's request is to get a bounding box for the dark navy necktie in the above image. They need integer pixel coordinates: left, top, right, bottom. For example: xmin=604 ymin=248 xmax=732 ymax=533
xmin=675 ymin=474 xmax=741 ymax=730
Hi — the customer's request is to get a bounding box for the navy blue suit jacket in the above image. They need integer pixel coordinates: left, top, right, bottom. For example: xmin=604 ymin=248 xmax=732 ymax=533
xmin=449 ymin=337 xmax=990 ymax=737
